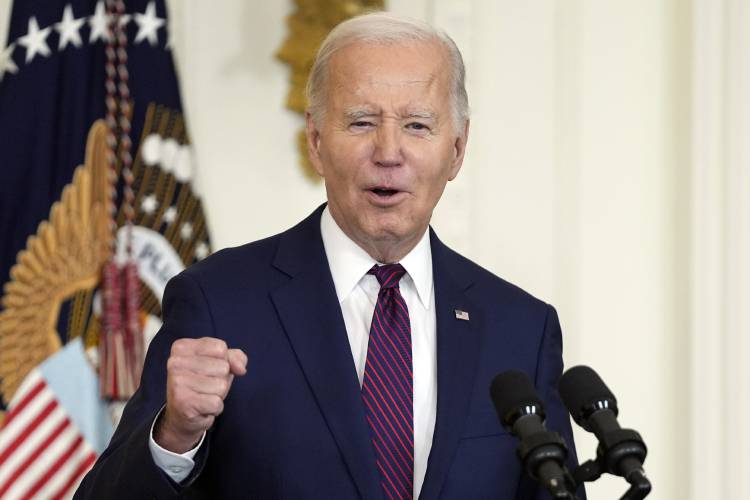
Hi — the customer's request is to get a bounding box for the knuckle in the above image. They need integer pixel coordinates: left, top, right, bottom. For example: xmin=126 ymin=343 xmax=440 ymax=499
xmin=219 ymin=360 xmax=230 ymax=376
xmin=184 ymin=406 xmax=198 ymax=421
xmin=202 ymin=415 xmax=216 ymax=429
xmin=172 ymin=374 xmax=191 ymax=395
xmin=200 ymin=337 xmax=227 ymax=356
xmin=166 ymin=356 xmax=179 ymax=372
xmin=212 ymin=396 xmax=224 ymax=415
xmin=215 ymin=340 xmax=229 ymax=356
xmin=219 ymin=379 xmax=229 ymax=394
xmin=171 ymin=339 xmax=187 ymax=355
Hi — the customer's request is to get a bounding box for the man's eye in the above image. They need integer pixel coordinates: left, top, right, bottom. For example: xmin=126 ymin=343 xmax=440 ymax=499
xmin=351 ymin=121 xmax=373 ymax=128
xmin=406 ymin=122 xmax=430 ymax=131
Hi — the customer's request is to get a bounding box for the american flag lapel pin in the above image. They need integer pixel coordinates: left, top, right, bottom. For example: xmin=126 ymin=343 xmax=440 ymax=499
xmin=454 ymin=309 xmax=470 ymax=321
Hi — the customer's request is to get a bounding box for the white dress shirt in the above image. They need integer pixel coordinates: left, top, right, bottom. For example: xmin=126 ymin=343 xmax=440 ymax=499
xmin=320 ymin=207 xmax=437 ymax=498
xmin=150 ymin=207 xmax=438 ymax=497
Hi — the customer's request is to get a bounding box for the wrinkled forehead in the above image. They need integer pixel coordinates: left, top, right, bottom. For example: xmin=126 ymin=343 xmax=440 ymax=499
xmin=325 ymin=40 xmax=452 ymax=107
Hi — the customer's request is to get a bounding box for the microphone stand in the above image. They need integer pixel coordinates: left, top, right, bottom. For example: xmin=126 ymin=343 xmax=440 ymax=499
xmin=620 ymin=469 xmax=651 ymax=500
xmin=569 ymin=429 xmax=652 ymax=500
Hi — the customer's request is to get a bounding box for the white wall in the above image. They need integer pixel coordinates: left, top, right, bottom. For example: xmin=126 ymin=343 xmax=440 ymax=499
xmin=554 ymin=2 xmax=688 ymax=498
xmin=689 ymin=0 xmax=750 ymax=497
xmin=3 ymin=1 xmax=742 ymax=498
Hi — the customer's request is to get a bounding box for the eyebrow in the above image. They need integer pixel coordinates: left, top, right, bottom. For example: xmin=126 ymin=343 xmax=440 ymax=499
xmin=344 ymin=108 xmax=378 ymax=120
xmin=406 ymin=110 xmax=437 ymax=121
xmin=343 ymin=108 xmax=438 ymax=121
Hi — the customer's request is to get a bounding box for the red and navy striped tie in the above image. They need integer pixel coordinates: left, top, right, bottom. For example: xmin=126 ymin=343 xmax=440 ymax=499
xmin=362 ymin=264 xmax=414 ymax=499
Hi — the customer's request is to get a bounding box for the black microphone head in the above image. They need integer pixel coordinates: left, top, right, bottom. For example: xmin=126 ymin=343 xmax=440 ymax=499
xmin=490 ymin=370 xmax=545 ymax=430
xmin=559 ymin=365 xmax=618 ymax=425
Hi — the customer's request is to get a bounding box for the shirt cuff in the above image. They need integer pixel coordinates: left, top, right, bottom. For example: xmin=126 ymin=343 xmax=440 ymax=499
xmin=148 ymin=408 xmax=206 ymax=483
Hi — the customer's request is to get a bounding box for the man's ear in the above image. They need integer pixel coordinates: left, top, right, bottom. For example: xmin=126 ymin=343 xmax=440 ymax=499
xmin=448 ymin=119 xmax=470 ymax=181
xmin=306 ymin=112 xmax=325 ymax=177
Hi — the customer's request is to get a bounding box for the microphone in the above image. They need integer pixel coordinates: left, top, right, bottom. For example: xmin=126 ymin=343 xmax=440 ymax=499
xmin=490 ymin=370 xmax=577 ymax=499
xmin=559 ymin=366 xmax=651 ymax=498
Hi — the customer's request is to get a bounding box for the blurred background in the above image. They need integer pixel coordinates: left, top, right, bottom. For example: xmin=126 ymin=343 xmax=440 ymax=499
xmin=1 ymin=1 xmax=748 ymax=498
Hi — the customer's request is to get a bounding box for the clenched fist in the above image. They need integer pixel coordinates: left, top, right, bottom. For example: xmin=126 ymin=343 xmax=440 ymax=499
xmin=154 ymin=337 xmax=247 ymax=453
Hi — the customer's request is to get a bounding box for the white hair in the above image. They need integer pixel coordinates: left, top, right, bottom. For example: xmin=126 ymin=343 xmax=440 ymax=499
xmin=305 ymin=11 xmax=470 ymax=132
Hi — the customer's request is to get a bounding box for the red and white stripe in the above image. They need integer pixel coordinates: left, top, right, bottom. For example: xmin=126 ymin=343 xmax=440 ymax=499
xmin=0 ymin=371 xmax=97 ymax=499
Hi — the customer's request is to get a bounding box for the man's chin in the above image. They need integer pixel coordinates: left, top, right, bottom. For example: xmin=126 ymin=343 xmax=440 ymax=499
xmin=360 ymin=222 xmax=424 ymax=249
xmin=359 ymin=215 xmax=409 ymax=241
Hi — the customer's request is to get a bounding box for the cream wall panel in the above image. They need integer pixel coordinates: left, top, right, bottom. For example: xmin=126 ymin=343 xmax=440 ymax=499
xmin=690 ymin=0 xmax=750 ymax=497
xmin=567 ymin=3 xmax=686 ymax=499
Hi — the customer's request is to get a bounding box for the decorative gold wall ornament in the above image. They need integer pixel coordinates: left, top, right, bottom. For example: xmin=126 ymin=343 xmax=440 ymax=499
xmin=276 ymin=0 xmax=385 ymax=180
xmin=0 ymin=120 xmax=112 ymax=404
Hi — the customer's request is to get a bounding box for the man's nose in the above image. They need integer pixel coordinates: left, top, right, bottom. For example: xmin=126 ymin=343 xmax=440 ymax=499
xmin=372 ymin=124 xmax=403 ymax=168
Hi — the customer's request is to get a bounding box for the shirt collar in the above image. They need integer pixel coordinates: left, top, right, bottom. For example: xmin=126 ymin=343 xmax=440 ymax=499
xmin=320 ymin=206 xmax=433 ymax=309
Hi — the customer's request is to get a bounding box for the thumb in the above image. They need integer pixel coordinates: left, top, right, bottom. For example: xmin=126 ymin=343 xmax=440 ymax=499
xmin=227 ymin=348 xmax=248 ymax=376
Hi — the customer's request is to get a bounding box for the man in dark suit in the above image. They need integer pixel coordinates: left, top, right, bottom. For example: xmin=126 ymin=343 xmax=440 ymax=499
xmin=76 ymin=12 xmax=583 ymax=500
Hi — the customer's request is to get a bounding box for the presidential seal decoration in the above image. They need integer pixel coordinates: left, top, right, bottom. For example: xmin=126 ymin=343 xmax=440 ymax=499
xmin=0 ymin=1 xmax=211 ymax=422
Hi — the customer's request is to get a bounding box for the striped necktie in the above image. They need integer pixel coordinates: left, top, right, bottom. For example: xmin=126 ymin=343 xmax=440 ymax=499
xmin=361 ymin=264 xmax=414 ymax=499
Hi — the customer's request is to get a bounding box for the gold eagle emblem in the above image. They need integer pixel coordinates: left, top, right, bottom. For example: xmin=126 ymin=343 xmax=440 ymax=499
xmin=0 ymin=120 xmax=113 ymax=409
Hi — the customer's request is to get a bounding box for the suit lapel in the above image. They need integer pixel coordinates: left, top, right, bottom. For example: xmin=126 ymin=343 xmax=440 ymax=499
xmin=419 ymin=231 xmax=482 ymax=500
xmin=269 ymin=206 xmax=383 ymax=500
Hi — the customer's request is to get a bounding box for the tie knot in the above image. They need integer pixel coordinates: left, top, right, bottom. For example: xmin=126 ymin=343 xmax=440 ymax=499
xmin=368 ymin=264 xmax=406 ymax=289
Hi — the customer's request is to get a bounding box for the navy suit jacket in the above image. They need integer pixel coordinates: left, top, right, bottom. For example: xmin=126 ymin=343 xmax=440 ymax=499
xmin=76 ymin=205 xmax=583 ymax=499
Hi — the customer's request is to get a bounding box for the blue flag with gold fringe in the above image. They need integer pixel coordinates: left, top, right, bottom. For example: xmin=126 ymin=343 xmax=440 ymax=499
xmin=0 ymin=1 xmax=211 ymax=495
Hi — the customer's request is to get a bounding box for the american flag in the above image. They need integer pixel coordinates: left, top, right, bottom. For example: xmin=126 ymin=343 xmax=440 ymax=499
xmin=0 ymin=370 xmax=96 ymax=499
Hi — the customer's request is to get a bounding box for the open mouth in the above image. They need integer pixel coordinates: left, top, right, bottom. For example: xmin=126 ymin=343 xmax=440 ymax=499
xmin=370 ymin=188 xmax=399 ymax=197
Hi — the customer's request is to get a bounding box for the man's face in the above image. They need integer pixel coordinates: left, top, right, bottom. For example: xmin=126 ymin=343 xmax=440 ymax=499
xmin=307 ymin=40 xmax=469 ymax=260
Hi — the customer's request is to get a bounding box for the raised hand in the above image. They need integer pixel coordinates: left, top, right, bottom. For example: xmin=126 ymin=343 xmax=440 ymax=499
xmin=154 ymin=337 xmax=248 ymax=453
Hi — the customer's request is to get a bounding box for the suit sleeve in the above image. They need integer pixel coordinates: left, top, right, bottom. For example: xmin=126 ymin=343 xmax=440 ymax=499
xmin=74 ymin=271 xmax=214 ymax=499
xmin=516 ymin=304 xmax=587 ymax=500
